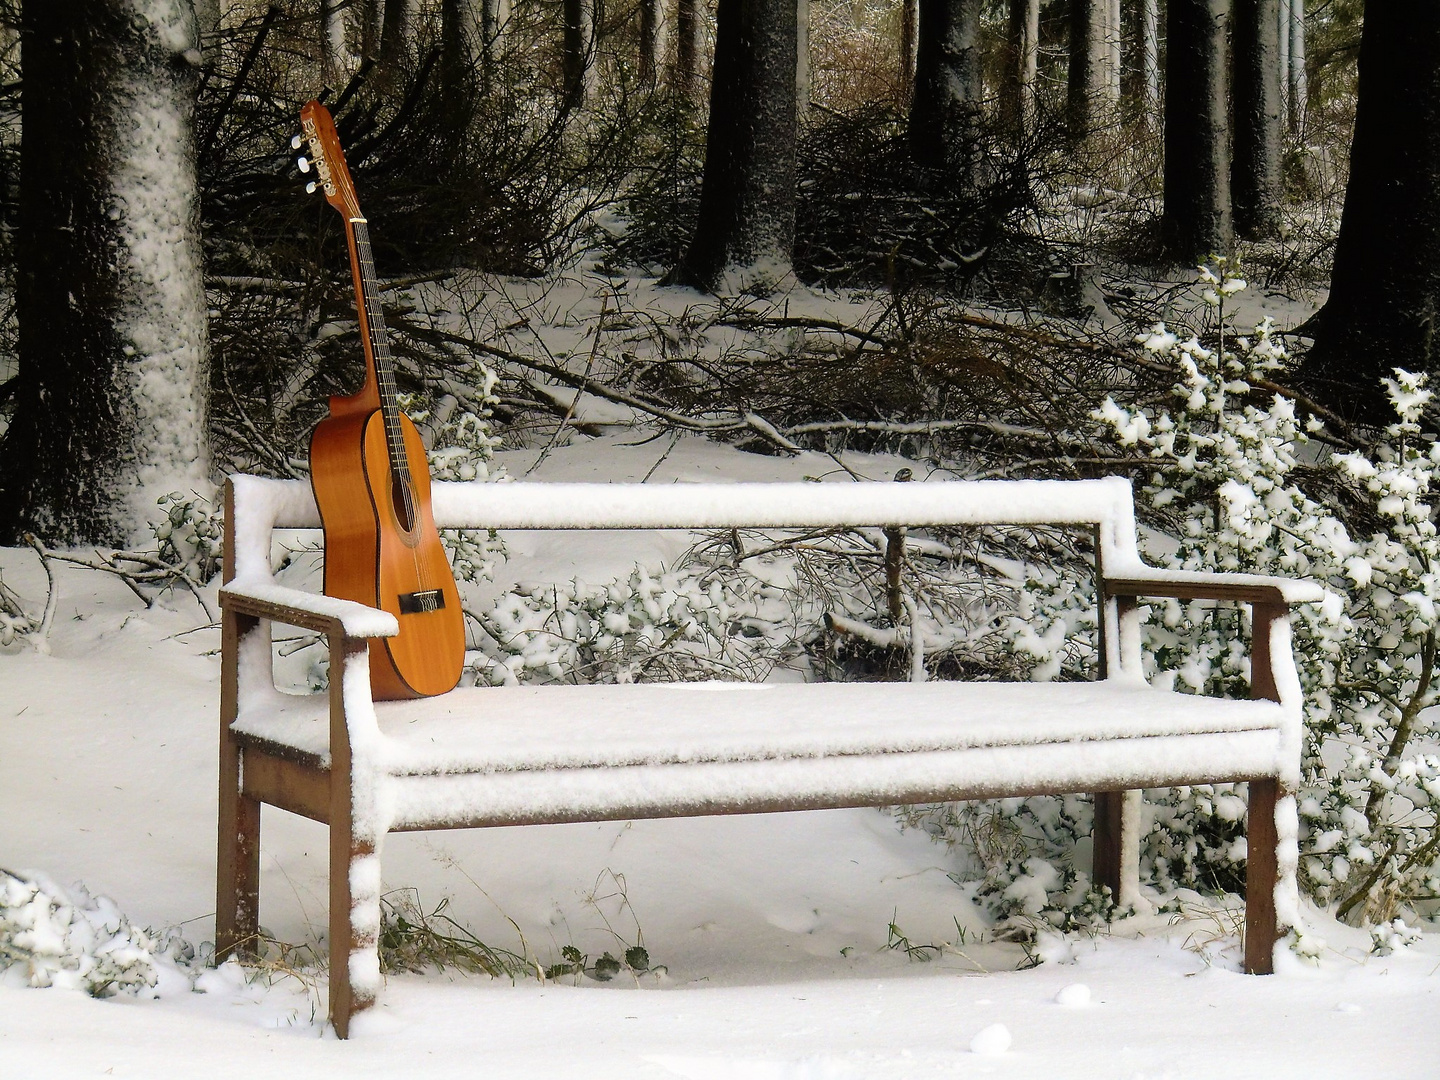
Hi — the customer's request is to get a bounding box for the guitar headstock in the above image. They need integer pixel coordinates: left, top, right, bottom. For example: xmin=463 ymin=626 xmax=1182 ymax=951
xmin=297 ymin=101 xmax=362 ymax=219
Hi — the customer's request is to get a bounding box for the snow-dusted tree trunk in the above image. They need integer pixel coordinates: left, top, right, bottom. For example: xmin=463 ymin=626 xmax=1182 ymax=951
xmin=0 ymin=0 xmax=211 ymax=547
xmin=563 ymin=0 xmax=597 ymax=104
xmin=674 ymin=0 xmax=701 ymax=98
xmin=640 ymin=0 xmax=667 ymax=83
xmin=1300 ymin=4 xmax=1440 ymax=419
xmin=909 ymin=0 xmax=982 ymax=183
xmin=1002 ymin=0 xmax=1039 ymax=131
xmin=1160 ymin=0 xmax=1232 ymax=260
xmin=677 ymin=0 xmax=797 ymax=291
xmin=1068 ymin=0 xmax=1113 ymax=138
xmin=1233 ymin=0 xmax=1282 ymax=238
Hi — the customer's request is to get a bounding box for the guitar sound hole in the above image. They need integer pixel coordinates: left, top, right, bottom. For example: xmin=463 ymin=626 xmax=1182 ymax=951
xmin=392 ymin=475 xmax=415 ymax=532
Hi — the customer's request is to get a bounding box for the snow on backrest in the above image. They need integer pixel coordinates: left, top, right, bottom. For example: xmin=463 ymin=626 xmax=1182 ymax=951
xmin=226 ymin=474 xmax=1143 ymax=577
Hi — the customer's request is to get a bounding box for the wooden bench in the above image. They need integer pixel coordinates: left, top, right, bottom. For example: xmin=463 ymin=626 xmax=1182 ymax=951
xmin=215 ymin=473 xmax=1323 ymax=1037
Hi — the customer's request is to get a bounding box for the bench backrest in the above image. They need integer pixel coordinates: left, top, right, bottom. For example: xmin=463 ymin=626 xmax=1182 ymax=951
xmin=224 ymin=474 xmax=1145 ymax=582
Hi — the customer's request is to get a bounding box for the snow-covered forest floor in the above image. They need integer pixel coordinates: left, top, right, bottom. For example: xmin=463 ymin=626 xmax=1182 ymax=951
xmin=5 ymin=269 xmax=1440 ymax=1075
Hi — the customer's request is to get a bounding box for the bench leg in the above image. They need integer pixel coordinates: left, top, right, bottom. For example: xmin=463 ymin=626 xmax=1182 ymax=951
xmin=328 ymin=635 xmax=382 ymax=1040
xmin=217 ymin=609 xmax=261 ymax=960
xmin=1244 ymin=778 xmax=1279 ymax=974
xmin=216 ymin=763 xmax=261 ymax=960
xmin=1092 ymin=789 xmax=1141 ymax=907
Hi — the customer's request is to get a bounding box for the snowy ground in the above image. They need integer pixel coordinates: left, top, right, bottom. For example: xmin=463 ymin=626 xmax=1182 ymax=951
xmin=4 ymin=433 xmax=1439 ymax=1077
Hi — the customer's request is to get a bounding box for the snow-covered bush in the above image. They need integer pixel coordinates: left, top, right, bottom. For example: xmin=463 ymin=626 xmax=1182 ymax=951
xmin=152 ymin=489 xmax=223 ymax=583
xmin=937 ymin=264 xmax=1440 ymax=934
xmin=0 ymin=869 xmax=191 ymax=998
xmin=470 ymin=558 xmax=809 ymax=686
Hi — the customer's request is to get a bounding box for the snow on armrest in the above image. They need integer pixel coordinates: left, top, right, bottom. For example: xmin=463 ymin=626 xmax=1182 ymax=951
xmin=1103 ymin=567 xmax=1329 ymax=606
xmin=220 ymin=579 xmax=399 ymax=638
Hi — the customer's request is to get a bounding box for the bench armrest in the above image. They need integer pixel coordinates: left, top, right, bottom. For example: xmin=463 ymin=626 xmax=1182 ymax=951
xmin=1103 ymin=568 xmax=1328 ymax=607
xmin=220 ymin=580 xmax=399 ymax=638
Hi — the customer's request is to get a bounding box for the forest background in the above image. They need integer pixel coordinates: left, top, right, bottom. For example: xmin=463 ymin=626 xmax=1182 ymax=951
xmin=4 ymin=0 xmax=1440 ymax=992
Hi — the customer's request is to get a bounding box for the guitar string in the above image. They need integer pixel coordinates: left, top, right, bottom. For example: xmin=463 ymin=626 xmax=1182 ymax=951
xmin=352 ymin=220 xmax=431 ymax=597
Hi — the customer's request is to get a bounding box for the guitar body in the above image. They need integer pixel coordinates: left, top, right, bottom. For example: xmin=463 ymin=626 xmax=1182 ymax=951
xmin=298 ymin=101 xmax=464 ymax=701
xmin=311 ymin=408 xmax=465 ymax=699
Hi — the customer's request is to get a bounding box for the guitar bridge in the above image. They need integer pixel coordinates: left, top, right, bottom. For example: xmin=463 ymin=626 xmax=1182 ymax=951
xmin=398 ymin=589 xmax=446 ymax=614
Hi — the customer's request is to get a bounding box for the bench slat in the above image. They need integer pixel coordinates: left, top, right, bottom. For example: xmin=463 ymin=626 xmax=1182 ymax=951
xmin=234 ymin=679 xmax=1285 ymax=777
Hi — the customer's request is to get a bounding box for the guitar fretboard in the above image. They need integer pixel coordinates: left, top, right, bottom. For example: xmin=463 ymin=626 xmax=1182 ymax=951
xmin=350 ymin=219 xmax=413 ymax=491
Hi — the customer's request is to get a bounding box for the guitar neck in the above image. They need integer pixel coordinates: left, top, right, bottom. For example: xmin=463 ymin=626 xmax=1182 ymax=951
xmin=345 ymin=216 xmax=412 ymax=483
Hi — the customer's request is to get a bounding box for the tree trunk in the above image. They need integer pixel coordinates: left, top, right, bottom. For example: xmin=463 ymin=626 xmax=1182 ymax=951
xmin=1068 ymin=0 xmax=1111 ymax=139
xmin=1160 ymin=0 xmax=1232 ymax=261
xmin=1107 ymin=0 xmax=1122 ymax=102
xmin=900 ymin=0 xmax=919 ymax=105
xmin=442 ymin=0 xmax=484 ymax=102
xmin=1277 ymin=0 xmax=1291 ymax=121
xmin=322 ymin=0 xmax=356 ymax=84
xmin=378 ymin=0 xmax=418 ymax=78
xmin=1288 ymin=0 xmax=1307 ymax=132
xmin=0 ymin=0 xmax=211 ymax=546
xmin=675 ymin=0 xmax=701 ymax=98
xmin=640 ymin=0 xmax=667 ymax=83
xmin=1233 ymin=0 xmax=1282 ymax=238
xmin=1299 ymin=6 xmax=1440 ymax=418
xmin=564 ymin=0 xmax=597 ymax=104
xmin=676 ymin=0 xmax=797 ymax=291
xmin=1140 ymin=0 xmax=1158 ymax=125
xmin=909 ymin=0 xmax=982 ymax=183
xmin=1001 ymin=0 xmax=1039 ymax=132
xmin=359 ymin=0 xmax=386 ymax=59
xmin=796 ymin=0 xmax=809 ymax=125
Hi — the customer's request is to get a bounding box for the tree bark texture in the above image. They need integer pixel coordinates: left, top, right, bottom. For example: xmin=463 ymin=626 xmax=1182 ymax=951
xmin=441 ymin=0 xmax=486 ymax=101
xmin=674 ymin=0 xmax=701 ymax=97
xmin=908 ymin=0 xmax=982 ymax=183
xmin=1140 ymin=0 xmax=1158 ymax=124
xmin=1068 ymin=0 xmax=1112 ymax=139
xmin=378 ymin=0 xmax=418 ymax=78
xmin=1300 ymin=5 xmax=1440 ymax=417
xmin=678 ymin=0 xmax=797 ymax=291
xmin=564 ymin=0 xmax=598 ymax=104
xmin=640 ymin=0 xmax=667 ymax=83
xmin=1233 ymin=0 xmax=1282 ymax=238
xmin=796 ymin=0 xmax=810 ymax=125
xmin=1160 ymin=0 xmax=1232 ymax=261
xmin=1288 ymin=0 xmax=1306 ymax=131
xmin=322 ymin=0 xmax=356 ymax=84
xmin=359 ymin=0 xmax=386 ymax=58
xmin=0 ymin=0 xmax=211 ymax=546
xmin=1001 ymin=0 xmax=1039 ymax=131
xmin=899 ymin=0 xmax=919 ymax=105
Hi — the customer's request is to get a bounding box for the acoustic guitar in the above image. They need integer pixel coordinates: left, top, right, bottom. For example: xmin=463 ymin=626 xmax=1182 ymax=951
xmin=297 ymin=101 xmax=465 ymax=699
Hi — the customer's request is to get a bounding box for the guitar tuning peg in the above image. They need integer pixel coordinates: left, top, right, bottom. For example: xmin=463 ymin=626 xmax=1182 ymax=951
xmin=306 ymin=181 xmax=318 ymax=194
xmin=291 ymin=134 xmax=303 ymax=150
xmin=297 ymin=156 xmax=311 ymax=174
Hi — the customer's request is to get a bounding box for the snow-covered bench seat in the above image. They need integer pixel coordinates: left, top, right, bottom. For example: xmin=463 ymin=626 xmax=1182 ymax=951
xmin=215 ymin=474 xmax=1324 ymax=1038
